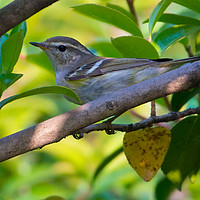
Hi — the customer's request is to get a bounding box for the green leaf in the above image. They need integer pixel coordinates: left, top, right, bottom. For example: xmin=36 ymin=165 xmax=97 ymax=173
xmin=153 ymin=24 xmax=200 ymax=54
xmin=1 ymin=22 xmax=27 ymax=73
xmin=72 ymin=4 xmax=143 ymax=37
xmin=179 ymin=37 xmax=189 ymax=47
xmin=0 ymin=194 xmax=7 ymax=200
xmin=111 ymin=36 xmax=159 ymax=59
xmin=189 ymin=158 xmax=200 ymax=184
xmin=172 ymin=0 xmax=200 ymax=14
xmin=162 ymin=116 xmax=200 ymax=189
xmin=1 ymin=31 xmax=24 ymax=73
xmin=155 ymin=177 xmax=176 ymax=200
xmin=106 ymin=3 xmax=137 ymax=23
xmin=0 ymin=73 xmax=23 ymax=97
xmin=0 ymin=86 xmax=81 ymax=109
xmin=26 ymin=52 xmax=53 ymax=72
xmin=171 ymin=88 xmax=200 ymax=111
xmin=0 ymin=34 xmax=8 ymax=73
xmin=92 ymin=146 xmax=123 ymax=184
xmin=156 ymin=97 xmax=173 ymax=109
xmin=195 ymin=31 xmax=200 ymax=53
xmin=158 ymin=13 xmax=200 ymax=25
xmin=149 ymin=0 xmax=172 ymax=35
xmin=44 ymin=195 xmax=65 ymax=200
xmin=10 ymin=21 xmax=27 ymax=38
xmin=90 ymin=41 xmax=122 ymax=58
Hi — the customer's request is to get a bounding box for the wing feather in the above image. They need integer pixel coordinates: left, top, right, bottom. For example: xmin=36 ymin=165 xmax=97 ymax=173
xmin=66 ymin=57 xmax=177 ymax=81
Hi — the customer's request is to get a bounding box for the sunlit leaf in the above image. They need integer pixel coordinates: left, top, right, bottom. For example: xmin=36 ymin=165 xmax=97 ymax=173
xmin=158 ymin=13 xmax=200 ymax=25
xmin=149 ymin=0 xmax=172 ymax=35
xmin=172 ymin=0 xmax=200 ymax=14
xmin=92 ymin=146 xmax=123 ymax=184
xmin=10 ymin=21 xmax=27 ymax=38
xmin=106 ymin=3 xmax=137 ymax=23
xmin=123 ymin=127 xmax=171 ymax=182
xmin=153 ymin=24 xmax=200 ymax=54
xmin=179 ymin=37 xmax=189 ymax=48
xmin=162 ymin=116 xmax=200 ymax=189
xmin=0 ymin=73 xmax=23 ymax=97
xmin=0 ymin=86 xmax=80 ymax=109
xmin=1 ymin=22 xmax=27 ymax=73
xmin=143 ymin=14 xmax=200 ymax=26
xmin=155 ymin=97 xmax=168 ymax=107
xmin=196 ymin=31 xmax=200 ymax=53
xmin=112 ymin=36 xmax=159 ymax=59
xmin=72 ymin=4 xmax=143 ymax=37
xmin=171 ymin=88 xmax=200 ymax=111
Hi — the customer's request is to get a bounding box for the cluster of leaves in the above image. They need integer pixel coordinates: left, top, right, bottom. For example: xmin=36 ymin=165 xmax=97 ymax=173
xmin=0 ymin=22 xmax=26 ymax=97
xmin=71 ymin=0 xmax=200 ymax=197
xmin=73 ymin=1 xmax=200 ymax=57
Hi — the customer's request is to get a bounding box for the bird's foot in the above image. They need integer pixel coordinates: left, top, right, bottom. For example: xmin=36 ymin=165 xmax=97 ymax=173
xmin=104 ymin=117 xmax=116 ymax=135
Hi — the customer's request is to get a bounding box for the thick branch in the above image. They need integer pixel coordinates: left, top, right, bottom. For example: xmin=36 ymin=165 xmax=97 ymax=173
xmin=75 ymin=107 xmax=200 ymax=134
xmin=0 ymin=0 xmax=59 ymax=37
xmin=0 ymin=61 xmax=200 ymax=162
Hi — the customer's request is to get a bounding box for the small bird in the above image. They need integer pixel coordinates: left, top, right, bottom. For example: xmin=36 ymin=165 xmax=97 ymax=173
xmin=30 ymin=36 xmax=200 ymax=104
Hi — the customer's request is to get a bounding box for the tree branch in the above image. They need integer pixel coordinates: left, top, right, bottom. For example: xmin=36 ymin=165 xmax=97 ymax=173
xmin=75 ymin=107 xmax=200 ymax=134
xmin=0 ymin=61 xmax=200 ymax=162
xmin=0 ymin=0 xmax=59 ymax=37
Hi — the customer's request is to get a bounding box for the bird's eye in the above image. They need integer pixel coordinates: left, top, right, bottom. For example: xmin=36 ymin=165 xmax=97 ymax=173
xmin=58 ymin=45 xmax=66 ymax=52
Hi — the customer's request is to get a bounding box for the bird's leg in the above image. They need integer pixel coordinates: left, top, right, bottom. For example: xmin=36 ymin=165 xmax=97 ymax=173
xmin=148 ymin=100 xmax=156 ymax=128
xmin=104 ymin=111 xmax=125 ymax=135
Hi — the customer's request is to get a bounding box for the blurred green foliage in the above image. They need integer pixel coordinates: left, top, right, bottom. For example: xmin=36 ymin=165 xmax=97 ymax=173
xmin=1 ymin=0 xmax=200 ymax=199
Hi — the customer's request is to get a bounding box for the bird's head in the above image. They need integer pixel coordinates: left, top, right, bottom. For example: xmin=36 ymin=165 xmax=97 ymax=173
xmin=30 ymin=36 xmax=94 ymax=71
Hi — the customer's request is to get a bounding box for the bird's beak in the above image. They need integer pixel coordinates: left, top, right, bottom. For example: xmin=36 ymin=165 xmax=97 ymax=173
xmin=29 ymin=42 xmax=50 ymax=50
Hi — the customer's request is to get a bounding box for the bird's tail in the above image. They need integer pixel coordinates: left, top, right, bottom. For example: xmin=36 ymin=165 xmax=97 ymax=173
xmin=154 ymin=56 xmax=200 ymax=69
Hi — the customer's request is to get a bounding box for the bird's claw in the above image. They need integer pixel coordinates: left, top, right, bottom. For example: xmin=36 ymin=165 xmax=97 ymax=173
xmin=105 ymin=119 xmax=116 ymax=135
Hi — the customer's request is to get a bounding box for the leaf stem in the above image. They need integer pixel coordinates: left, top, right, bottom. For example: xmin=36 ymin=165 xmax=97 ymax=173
xmin=185 ymin=45 xmax=194 ymax=57
xmin=126 ymin=0 xmax=139 ymax=26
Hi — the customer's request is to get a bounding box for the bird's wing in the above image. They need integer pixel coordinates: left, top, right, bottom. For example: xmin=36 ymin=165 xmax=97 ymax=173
xmin=66 ymin=57 xmax=170 ymax=81
xmin=65 ymin=56 xmax=200 ymax=81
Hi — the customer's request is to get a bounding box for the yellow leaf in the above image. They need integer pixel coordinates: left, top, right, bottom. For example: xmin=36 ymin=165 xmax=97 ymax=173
xmin=123 ymin=127 xmax=171 ymax=182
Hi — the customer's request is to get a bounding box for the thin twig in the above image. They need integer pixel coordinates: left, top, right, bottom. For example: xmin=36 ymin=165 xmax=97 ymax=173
xmin=151 ymin=100 xmax=156 ymax=116
xmin=126 ymin=0 xmax=139 ymax=26
xmin=185 ymin=45 xmax=194 ymax=57
xmin=75 ymin=107 xmax=200 ymax=134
